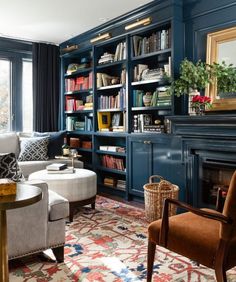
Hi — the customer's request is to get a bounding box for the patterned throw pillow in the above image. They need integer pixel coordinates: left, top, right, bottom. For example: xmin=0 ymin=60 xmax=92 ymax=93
xmin=0 ymin=153 xmax=24 ymax=181
xmin=33 ymin=131 xmax=66 ymax=158
xmin=18 ymin=137 xmax=49 ymax=161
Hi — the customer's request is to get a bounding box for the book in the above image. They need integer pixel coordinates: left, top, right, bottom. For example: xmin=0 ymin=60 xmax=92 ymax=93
xmin=47 ymin=167 xmax=75 ymax=174
xmin=46 ymin=163 xmax=67 ymax=171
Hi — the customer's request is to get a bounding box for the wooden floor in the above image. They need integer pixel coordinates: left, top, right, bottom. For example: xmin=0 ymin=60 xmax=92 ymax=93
xmin=98 ymin=192 xmax=145 ymax=209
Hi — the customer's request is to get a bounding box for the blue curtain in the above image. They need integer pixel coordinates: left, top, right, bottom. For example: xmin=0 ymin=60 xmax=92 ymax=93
xmin=33 ymin=43 xmax=59 ymax=132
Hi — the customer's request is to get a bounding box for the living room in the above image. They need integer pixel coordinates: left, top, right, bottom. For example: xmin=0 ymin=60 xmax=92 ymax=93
xmin=1 ymin=0 xmax=236 ymax=281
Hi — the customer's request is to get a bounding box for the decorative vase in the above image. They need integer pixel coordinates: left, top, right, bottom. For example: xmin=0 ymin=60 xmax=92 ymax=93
xmin=143 ymin=92 xmax=152 ymax=107
xmin=194 ymin=104 xmax=205 ymax=116
xmin=188 ymin=89 xmax=200 ymax=115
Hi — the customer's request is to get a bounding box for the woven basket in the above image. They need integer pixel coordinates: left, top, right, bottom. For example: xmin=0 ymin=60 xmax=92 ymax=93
xmin=143 ymin=175 xmax=179 ymax=222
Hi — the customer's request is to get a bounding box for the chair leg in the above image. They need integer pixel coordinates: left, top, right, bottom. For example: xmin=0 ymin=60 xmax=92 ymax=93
xmin=52 ymin=246 xmax=64 ymax=263
xmin=147 ymin=240 xmax=156 ymax=282
xmin=215 ymin=267 xmax=227 ymax=282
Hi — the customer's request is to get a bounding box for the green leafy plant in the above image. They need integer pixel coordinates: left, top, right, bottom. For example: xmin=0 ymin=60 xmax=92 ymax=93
xmin=171 ymin=58 xmax=236 ymax=97
xmin=171 ymin=58 xmax=212 ymax=97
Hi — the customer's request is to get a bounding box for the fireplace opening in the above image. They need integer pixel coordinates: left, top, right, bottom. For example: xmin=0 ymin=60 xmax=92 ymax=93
xmin=199 ymin=160 xmax=235 ymax=208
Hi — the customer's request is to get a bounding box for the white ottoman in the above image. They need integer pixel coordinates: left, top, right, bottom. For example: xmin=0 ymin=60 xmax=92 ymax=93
xmin=29 ymin=168 xmax=97 ymax=221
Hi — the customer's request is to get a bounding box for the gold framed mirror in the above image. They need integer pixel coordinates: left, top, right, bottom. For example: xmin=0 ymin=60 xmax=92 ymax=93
xmin=206 ymin=26 xmax=236 ymax=111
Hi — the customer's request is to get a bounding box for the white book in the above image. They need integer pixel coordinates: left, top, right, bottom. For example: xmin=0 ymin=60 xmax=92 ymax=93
xmin=46 ymin=163 xmax=67 ymax=171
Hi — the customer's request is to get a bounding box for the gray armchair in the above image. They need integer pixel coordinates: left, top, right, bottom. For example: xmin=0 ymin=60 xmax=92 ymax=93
xmin=7 ymin=180 xmax=69 ymax=261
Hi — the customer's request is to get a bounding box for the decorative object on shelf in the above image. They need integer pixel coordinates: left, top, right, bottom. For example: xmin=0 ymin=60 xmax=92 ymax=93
xmin=125 ymin=17 xmax=152 ymax=30
xmin=206 ymin=26 xmax=236 ymax=111
xmin=66 ymin=63 xmax=80 ymax=75
xmin=98 ymin=52 xmax=115 ymax=64
xmin=90 ymin=33 xmax=111 ymax=43
xmin=60 ymin=44 xmax=78 ymax=55
xmin=141 ymin=68 xmax=164 ymax=81
xmin=143 ymin=92 xmax=153 ymax=107
xmin=191 ymin=95 xmax=212 ymax=115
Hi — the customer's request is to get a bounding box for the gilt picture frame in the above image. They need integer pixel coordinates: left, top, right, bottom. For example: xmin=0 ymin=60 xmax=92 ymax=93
xmin=206 ymin=26 xmax=236 ymax=111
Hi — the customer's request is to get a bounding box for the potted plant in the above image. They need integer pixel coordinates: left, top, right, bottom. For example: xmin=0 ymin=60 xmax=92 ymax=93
xmin=170 ymin=58 xmax=212 ymax=114
xmin=171 ymin=58 xmax=212 ymax=97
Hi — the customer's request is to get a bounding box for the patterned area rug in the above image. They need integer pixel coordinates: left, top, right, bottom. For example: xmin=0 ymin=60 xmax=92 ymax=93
xmin=10 ymin=196 xmax=236 ymax=281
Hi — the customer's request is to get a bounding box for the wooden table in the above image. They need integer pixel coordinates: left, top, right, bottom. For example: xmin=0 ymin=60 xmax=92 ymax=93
xmin=0 ymin=184 xmax=42 ymax=282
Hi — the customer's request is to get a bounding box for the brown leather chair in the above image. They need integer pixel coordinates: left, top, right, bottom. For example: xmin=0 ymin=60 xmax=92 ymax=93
xmin=147 ymin=171 xmax=236 ymax=282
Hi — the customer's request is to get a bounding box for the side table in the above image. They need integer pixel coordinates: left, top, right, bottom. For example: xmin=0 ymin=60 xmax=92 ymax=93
xmin=0 ymin=184 xmax=42 ymax=282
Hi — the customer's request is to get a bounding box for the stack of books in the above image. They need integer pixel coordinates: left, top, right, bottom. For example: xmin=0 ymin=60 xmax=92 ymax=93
xmin=46 ymin=163 xmax=74 ymax=174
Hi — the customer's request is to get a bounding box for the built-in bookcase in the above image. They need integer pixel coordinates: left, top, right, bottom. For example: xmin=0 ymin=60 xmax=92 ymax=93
xmin=60 ymin=1 xmax=184 ymax=199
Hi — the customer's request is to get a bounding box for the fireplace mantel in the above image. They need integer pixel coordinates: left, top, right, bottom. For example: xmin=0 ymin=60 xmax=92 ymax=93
xmin=168 ymin=115 xmax=236 ymax=138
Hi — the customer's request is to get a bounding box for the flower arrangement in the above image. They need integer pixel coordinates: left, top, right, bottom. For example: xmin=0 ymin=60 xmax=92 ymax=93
xmin=191 ymin=95 xmax=212 ymax=114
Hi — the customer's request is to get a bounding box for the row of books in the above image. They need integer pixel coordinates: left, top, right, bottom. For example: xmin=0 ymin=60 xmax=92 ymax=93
xmin=132 ymin=87 xmax=171 ymax=107
xmin=132 ymin=28 xmax=171 ymax=57
xmin=133 ymin=114 xmax=164 ymax=133
xmin=98 ymin=88 xmax=126 ymax=109
xmin=114 ymin=42 xmax=126 ymax=61
xmin=65 ymin=96 xmax=93 ymax=111
xmin=66 ymin=115 xmax=93 ymax=131
xmin=65 ymin=72 xmax=92 ymax=92
xmin=103 ymin=177 xmax=126 ymax=191
xmin=97 ymin=69 xmax=126 ymax=88
xmin=101 ymin=155 xmax=125 ymax=171
xmin=99 ymin=146 xmax=125 ymax=153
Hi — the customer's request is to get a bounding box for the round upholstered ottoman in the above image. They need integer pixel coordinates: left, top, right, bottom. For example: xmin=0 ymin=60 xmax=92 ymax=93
xmin=29 ymin=168 xmax=97 ymax=221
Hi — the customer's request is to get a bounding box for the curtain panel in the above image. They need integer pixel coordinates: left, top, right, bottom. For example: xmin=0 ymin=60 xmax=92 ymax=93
xmin=33 ymin=43 xmax=59 ymax=132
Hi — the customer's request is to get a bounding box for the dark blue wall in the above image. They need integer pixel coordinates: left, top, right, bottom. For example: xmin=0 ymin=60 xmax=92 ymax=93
xmin=183 ymin=0 xmax=236 ymax=61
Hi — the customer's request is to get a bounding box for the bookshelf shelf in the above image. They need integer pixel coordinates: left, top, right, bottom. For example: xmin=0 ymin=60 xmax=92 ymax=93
xmin=97 ymin=166 xmax=126 ymax=175
xmin=67 ymin=131 xmax=93 ymax=135
xmin=64 ymin=67 xmax=92 ymax=78
xmin=96 ymin=60 xmax=126 ymax=70
xmin=131 ymin=48 xmax=172 ymax=61
xmin=131 ymin=106 xmax=171 ymax=111
xmin=64 ymin=89 xmax=92 ymax=95
xmin=77 ymin=148 xmax=93 ymax=152
xmin=98 ymin=183 xmax=125 ymax=192
xmin=97 ymin=84 xmax=124 ymax=90
xmin=65 ymin=110 xmax=93 ymax=114
xmin=96 ymin=150 xmax=126 ymax=157
xmin=131 ymin=79 xmax=167 ymax=86
xmin=95 ymin=132 xmax=127 ymax=137
xmin=97 ymin=108 xmax=125 ymax=112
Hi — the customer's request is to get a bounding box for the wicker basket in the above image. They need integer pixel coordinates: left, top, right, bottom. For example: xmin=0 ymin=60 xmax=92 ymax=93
xmin=143 ymin=175 xmax=179 ymax=222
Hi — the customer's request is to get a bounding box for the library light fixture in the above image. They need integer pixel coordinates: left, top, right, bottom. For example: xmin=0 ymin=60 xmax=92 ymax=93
xmin=90 ymin=33 xmax=111 ymax=43
xmin=125 ymin=17 xmax=152 ymax=30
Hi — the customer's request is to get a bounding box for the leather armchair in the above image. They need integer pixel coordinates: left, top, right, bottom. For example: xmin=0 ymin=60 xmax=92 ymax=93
xmin=7 ymin=180 xmax=69 ymax=261
xmin=147 ymin=171 xmax=236 ymax=282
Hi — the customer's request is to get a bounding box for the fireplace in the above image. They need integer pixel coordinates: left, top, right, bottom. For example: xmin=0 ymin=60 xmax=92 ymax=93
xmin=188 ymin=149 xmax=236 ymax=208
xmin=168 ymin=115 xmax=236 ymax=209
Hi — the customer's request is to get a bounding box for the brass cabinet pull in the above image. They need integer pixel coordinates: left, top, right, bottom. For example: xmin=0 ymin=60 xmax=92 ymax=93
xmin=144 ymin=140 xmax=151 ymax=144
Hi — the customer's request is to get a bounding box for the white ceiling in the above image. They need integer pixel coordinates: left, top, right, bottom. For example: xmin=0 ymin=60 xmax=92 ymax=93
xmin=0 ymin=0 xmax=153 ymax=45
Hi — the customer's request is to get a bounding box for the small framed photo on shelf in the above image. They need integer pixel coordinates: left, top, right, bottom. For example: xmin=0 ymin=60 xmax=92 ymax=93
xmin=97 ymin=112 xmax=111 ymax=131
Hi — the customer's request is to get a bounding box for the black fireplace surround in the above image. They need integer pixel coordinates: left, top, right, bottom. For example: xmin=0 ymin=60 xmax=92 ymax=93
xmin=169 ymin=115 xmax=236 ymax=209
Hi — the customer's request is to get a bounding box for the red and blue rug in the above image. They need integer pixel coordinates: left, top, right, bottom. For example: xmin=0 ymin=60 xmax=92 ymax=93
xmin=10 ymin=196 xmax=236 ymax=281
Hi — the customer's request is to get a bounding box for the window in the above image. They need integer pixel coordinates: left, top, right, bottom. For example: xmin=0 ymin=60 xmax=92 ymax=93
xmin=22 ymin=60 xmax=33 ymax=132
xmin=0 ymin=38 xmax=32 ymax=132
xmin=0 ymin=59 xmax=11 ymax=132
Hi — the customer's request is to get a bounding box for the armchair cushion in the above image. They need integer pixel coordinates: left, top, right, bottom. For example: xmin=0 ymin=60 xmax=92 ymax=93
xmin=48 ymin=190 xmax=69 ymax=221
xmin=148 ymin=210 xmax=220 ymax=267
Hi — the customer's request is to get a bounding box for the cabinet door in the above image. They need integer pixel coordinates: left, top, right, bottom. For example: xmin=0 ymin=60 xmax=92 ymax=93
xmin=128 ymin=137 xmax=152 ymax=197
